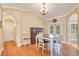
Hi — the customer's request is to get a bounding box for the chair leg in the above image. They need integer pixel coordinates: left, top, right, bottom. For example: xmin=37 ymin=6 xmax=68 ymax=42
xmin=42 ymin=44 xmax=44 ymax=54
xmin=37 ymin=43 xmax=40 ymax=50
xmin=42 ymin=50 xmax=43 ymax=54
xmin=47 ymin=43 xmax=50 ymax=51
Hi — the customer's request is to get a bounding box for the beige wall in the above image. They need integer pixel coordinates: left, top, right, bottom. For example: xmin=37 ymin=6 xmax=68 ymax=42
xmin=67 ymin=6 xmax=79 ymax=47
xmin=45 ymin=5 xmax=79 ymax=47
xmin=1 ymin=5 xmax=79 ymax=42
xmin=1 ymin=7 xmax=46 ymax=40
xmin=21 ymin=11 xmax=46 ymax=38
xmin=44 ymin=16 xmax=68 ymax=41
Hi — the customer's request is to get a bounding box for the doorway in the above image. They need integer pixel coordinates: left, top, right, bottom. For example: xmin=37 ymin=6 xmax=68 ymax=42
xmin=3 ymin=18 xmax=16 ymax=41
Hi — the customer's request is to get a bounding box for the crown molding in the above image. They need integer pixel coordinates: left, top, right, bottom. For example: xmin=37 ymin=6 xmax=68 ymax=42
xmin=46 ymin=4 xmax=79 ymax=20
xmin=1 ymin=4 xmax=46 ymax=21
xmin=1 ymin=4 xmax=79 ymax=21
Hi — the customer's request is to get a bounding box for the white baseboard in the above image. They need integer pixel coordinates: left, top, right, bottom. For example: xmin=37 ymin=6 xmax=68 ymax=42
xmin=4 ymin=39 xmax=14 ymax=42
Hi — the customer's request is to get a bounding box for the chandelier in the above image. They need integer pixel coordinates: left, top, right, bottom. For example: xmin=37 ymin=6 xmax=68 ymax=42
xmin=40 ymin=3 xmax=48 ymax=15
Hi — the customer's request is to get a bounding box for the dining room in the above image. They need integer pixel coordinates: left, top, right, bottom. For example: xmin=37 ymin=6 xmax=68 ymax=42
xmin=0 ymin=3 xmax=79 ymax=56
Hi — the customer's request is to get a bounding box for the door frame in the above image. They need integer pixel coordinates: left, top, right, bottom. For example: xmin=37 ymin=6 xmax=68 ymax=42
xmin=3 ymin=18 xmax=16 ymax=42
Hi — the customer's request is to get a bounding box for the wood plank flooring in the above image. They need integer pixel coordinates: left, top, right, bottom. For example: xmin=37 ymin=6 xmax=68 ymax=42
xmin=62 ymin=43 xmax=79 ymax=56
xmin=1 ymin=41 xmax=49 ymax=56
xmin=0 ymin=40 xmax=78 ymax=56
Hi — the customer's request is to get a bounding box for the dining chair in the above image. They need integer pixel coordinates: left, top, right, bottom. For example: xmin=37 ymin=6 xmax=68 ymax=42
xmin=37 ymin=33 xmax=49 ymax=54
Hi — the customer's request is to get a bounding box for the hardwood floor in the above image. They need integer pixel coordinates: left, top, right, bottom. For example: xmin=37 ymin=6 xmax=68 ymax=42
xmin=62 ymin=43 xmax=79 ymax=56
xmin=0 ymin=40 xmax=78 ymax=56
xmin=1 ymin=41 xmax=49 ymax=56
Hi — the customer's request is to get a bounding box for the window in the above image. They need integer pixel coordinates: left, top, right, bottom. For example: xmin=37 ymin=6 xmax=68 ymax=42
xmin=56 ymin=25 xmax=60 ymax=34
xmin=68 ymin=14 xmax=78 ymax=45
xmin=50 ymin=25 xmax=60 ymax=34
xmin=71 ymin=24 xmax=77 ymax=33
xmin=50 ymin=26 xmax=53 ymax=33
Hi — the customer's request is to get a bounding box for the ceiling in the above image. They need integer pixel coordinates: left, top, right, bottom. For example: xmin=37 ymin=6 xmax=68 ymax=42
xmin=1 ymin=3 xmax=78 ymax=20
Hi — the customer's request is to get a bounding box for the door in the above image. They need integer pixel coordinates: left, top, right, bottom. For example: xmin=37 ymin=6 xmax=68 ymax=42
xmin=3 ymin=23 xmax=14 ymax=41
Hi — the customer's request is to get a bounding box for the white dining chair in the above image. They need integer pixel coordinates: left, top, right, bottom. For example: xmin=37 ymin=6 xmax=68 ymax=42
xmin=37 ymin=33 xmax=49 ymax=54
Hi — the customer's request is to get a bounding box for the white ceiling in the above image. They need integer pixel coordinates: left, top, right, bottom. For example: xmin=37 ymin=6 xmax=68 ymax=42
xmin=1 ymin=3 xmax=78 ymax=20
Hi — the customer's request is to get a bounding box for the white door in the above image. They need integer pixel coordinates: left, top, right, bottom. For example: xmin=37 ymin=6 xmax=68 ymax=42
xmin=3 ymin=23 xmax=14 ymax=41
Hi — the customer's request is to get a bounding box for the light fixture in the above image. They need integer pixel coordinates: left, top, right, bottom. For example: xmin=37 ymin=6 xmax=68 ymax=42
xmin=52 ymin=19 xmax=57 ymax=23
xmin=40 ymin=3 xmax=48 ymax=15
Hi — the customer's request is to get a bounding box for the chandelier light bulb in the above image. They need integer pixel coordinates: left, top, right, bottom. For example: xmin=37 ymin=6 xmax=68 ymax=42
xmin=40 ymin=3 xmax=48 ymax=15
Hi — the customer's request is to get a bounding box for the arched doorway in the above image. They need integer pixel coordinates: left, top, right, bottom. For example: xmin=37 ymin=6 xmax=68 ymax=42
xmin=2 ymin=12 xmax=21 ymax=47
xmin=3 ymin=18 xmax=16 ymax=42
xmin=68 ymin=14 xmax=78 ymax=45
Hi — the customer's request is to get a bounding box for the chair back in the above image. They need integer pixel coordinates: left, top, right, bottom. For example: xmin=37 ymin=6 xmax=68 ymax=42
xmin=37 ymin=32 xmax=44 ymax=43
